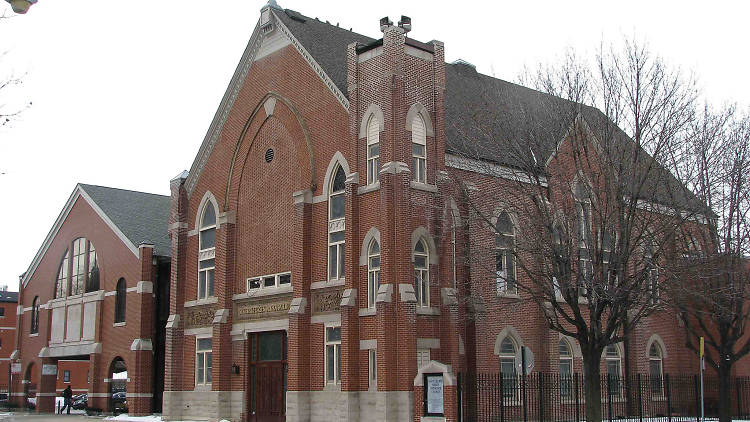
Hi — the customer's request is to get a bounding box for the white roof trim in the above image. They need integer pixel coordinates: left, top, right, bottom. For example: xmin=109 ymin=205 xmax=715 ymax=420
xmin=21 ymin=185 xmax=139 ymax=288
xmin=185 ymin=9 xmax=349 ymax=197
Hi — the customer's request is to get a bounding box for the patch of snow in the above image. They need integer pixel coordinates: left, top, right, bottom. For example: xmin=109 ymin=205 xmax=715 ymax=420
xmin=113 ymin=371 xmax=128 ymax=380
xmin=104 ymin=415 xmax=162 ymax=422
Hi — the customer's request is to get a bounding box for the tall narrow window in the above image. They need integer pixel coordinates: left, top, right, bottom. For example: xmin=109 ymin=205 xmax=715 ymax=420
xmin=368 ymin=348 xmax=377 ymax=389
xmin=328 ymin=166 xmax=346 ymax=281
xmin=196 ymin=337 xmax=213 ymax=385
xmin=86 ymin=243 xmax=99 ymax=292
xmin=499 ymin=337 xmax=517 ymax=398
xmin=366 ymin=116 xmax=380 ymax=185
xmin=602 ymin=231 xmax=616 ymax=286
xmin=575 ymin=180 xmax=592 ymax=297
xmin=645 ymin=241 xmax=659 ymax=305
xmin=649 ymin=343 xmax=664 ymax=395
xmin=451 ymin=209 xmax=458 ymax=289
xmin=559 ymin=340 xmax=574 ymax=399
xmin=412 ymin=115 xmax=427 ymax=183
xmin=114 ymin=278 xmax=126 ymax=323
xmin=605 ymin=345 xmax=622 ymax=397
xmin=63 ymin=370 xmax=70 ymax=383
xmin=325 ymin=326 xmax=342 ymax=385
xmin=414 ymin=239 xmax=429 ymax=307
xmin=552 ymin=223 xmax=567 ymax=299
xmin=417 ymin=348 xmax=431 ymax=369
xmin=495 ymin=212 xmax=516 ymax=295
xmin=30 ymin=296 xmax=39 ymax=334
xmin=55 ymin=250 xmax=69 ymax=299
xmin=367 ymin=240 xmax=380 ymax=308
xmin=198 ymin=202 xmax=216 ymax=300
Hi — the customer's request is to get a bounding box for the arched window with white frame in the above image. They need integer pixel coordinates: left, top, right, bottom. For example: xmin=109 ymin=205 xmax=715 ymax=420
xmin=649 ymin=343 xmax=664 ymax=395
xmin=54 ymin=238 xmax=99 ymax=298
xmin=499 ymin=337 xmax=517 ymax=398
xmin=412 ymin=114 xmax=426 ymax=183
xmin=495 ymin=212 xmax=516 ymax=295
xmin=366 ymin=115 xmax=380 ymax=185
xmin=198 ymin=201 xmax=216 ymax=300
xmin=559 ymin=339 xmax=574 ymax=398
xmin=367 ymin=239 xmax=380 ymax=308
xmin=328 ymin=166 xmax=346 ymax=281
xmin=414 ymin=239 xmax=429 ymax=307
xmin=451 ymin=208 xmax=458 ymax=289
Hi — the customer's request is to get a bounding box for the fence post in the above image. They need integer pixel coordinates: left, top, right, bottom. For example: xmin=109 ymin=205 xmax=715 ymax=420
xmin=538 ymin=373 xmax=544 ymax=422
xmin=694 ymin=375 xmax=701 ymax=422
xmin=500 ymin=372 xmax=508 ymax=422
xmin=607 ymin=373 xmax=613 ymax=422
xmin=737 ymin=377 xmax=742 ymax=419
xmin=666 ymin=374 xmax=672 ymax=422
xmin=638 ymin=373 xmax=643 ymax=422
xmin=522 ymin=373 xmax=528 ymax=422
xmin=573 ymin=372 xmax=581 ymax=422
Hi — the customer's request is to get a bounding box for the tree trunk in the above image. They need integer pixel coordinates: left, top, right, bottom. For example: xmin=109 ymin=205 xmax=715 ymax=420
xmin=583 ymin=351 xmax=604 ymax=422
xmin=718 ymin=363 xmax=732 ymax=422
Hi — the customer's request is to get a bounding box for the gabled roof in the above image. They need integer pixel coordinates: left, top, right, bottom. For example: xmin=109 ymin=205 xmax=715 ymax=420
xmin=21 ymin=184 xmax=170 ymax=287
xmin=186 ymin=5 xmax=705 ymax=213
xmin=79 ymin=184 xmax=171 ymax=257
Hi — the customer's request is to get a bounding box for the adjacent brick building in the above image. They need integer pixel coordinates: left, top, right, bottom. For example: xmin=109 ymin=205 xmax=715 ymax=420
xmin=0 ymin=289 xmax=18 ymax=393
xmin=11 ymin=184 xmax=171 ymax=415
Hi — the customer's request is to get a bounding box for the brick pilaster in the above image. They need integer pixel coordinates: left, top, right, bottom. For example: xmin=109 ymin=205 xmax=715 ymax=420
xmin=341 ymin=174 xmax=361 ymax=392
xmin=212 ymin=214 xmax=235 ymax=394
xmin=288 ymin=191 xmax=312 ymax=392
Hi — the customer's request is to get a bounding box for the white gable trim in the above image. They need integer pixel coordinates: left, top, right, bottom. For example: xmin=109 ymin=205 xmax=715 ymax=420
xmin=21 ymin=185 xmax=139 ymax=288
xmin=186 ymin=9 xmax=349 ymax=197
xmin=272 ymin=10 xmax=349 ymax=111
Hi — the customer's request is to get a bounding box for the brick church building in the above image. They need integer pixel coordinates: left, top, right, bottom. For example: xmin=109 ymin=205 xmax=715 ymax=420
xmin=13 ymin=2 xmax=748 ymax=422
xmin=161 ymin=3 xmax=748 ymax=422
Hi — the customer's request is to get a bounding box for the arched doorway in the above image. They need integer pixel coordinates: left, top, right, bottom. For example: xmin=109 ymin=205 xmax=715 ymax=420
xmin=108 ymin=357 xmax=127 ymax=414
xmin=23 ymin=363 xmax=37 ymax=410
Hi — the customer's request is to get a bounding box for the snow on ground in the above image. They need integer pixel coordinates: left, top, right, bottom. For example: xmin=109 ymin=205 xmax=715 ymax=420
xmin=103 ymin=415 xmax=218 ymax=422
xmin=53 ymin=396 xmax=86 ymax=415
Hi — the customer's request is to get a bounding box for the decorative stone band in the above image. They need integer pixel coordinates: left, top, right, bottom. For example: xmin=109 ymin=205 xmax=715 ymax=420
xmin=380 ymin=161 xmax=410 ymax=175
xmin=130 ymin=338 xmax=153 ymax=351
xmin=88 ymin=393 xmax=111 ymax=398
xmin=399 ymin=284 xmax=417 ymax=303
xmin=11 ymin=392 xmax=27 ymax=396
xmin=166 ymin=314 xmax=180 ymax=329
xmin=288 ymin=297 xmax=307 ymax=314
xmin=340 ymin=289 xmax=357 ymax=307
xmin=39 ymin=343 xmax=102 ymax=357
xmin=292 ymin=189 xmax=313 ymax=205
xmin=127 ymin=393 xmax=154 ymax=398
xmin=375 ymin=284 xmax=394 ymax=303
xmin=213 ymin=308 xmax=230 ymax=324
xmin=169 ymin=222 xmax=188 ymax=230
xmin=441 ymin=288 xmax=458 ymax=305
xmin=217 ymin=210 xmax=236 ymax=228
xmin=36 ymin=393 xmax=58 ymax=397
xmin=137 ymin=281 xmax=153 ymax=294
xmin=345 ymin=172 xmax=359 ymax=185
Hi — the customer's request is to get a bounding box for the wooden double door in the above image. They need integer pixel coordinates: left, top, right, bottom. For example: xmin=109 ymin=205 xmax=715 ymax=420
xmin=247 ymin=331 xmax=287 ymax=422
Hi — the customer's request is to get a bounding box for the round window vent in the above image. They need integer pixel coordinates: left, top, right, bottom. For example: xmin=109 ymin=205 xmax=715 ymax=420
xmin=264 ymin=148 xmax=274 ymax=163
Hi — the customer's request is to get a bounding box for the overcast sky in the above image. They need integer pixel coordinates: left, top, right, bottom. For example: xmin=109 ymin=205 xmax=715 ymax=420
xmin=1 ymin=1 xmax=748 ymax=290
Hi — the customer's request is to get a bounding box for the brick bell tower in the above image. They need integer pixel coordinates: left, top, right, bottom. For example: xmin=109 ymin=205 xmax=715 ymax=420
xmin=345 ymin=16 xmax=455 ymax=421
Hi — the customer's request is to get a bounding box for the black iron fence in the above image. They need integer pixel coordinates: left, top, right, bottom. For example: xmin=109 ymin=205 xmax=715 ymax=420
xmin=463 ymin=372 xmax=750 ymax=422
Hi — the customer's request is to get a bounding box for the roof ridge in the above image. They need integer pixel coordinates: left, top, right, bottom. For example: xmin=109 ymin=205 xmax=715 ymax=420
xmin=79 ymin=183 xmax=169 ymax=198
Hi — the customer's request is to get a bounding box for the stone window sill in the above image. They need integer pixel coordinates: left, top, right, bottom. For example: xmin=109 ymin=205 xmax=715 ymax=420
xmin=184 ymin=297 xmax=218 ymax=308
xmin=358 ymin=307 xmax=376 ymax=317
xmin=234 ymin=284 xmax=292 ymax=300
xmin=310 ymin=279 xmax=345 ymax=290
xmin=113 ymin=322 xmax=126 ymax=327
xmin=496 ymin=292 xmax=520 ymax=299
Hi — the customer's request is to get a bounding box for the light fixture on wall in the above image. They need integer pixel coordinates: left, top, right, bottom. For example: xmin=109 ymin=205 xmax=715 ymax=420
xmin=5 ymin=0 xmax=37 ymax=14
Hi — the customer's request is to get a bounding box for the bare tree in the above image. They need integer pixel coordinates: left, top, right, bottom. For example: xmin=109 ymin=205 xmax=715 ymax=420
xmin=0 ymin=11 xmax=29 ymax=128
xmin=446 ymin=39 xmax=700 ymax=422
xmin=666 ymin=106 xmax=750 ymax=422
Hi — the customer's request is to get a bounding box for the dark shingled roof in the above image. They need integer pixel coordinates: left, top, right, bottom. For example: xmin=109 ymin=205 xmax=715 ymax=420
xmin=0 ymin=290 xmax=18 ymax=303
xmin=79 ymin=184 xmax=171 ymax=257
xmin=274 ymin=8 xmax=705 ymax=213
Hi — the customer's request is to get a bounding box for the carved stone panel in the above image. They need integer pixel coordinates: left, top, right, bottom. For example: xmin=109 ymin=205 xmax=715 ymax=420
xmin=312 ymin=289 xmax=343 ymax=314
xmin=184 ymin=305 xmax=217 ymax=329
xmin=234 ymin=295 xmax=292 ymax=322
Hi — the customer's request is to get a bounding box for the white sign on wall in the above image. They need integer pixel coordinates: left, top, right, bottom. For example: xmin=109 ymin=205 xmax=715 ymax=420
xmin=11 ymin=363 xmax=21 ymax=374
xmin=426 ymin=374 xmax=444 ymax=415
xmin=41 ymin=364 xmax=57 ymax=376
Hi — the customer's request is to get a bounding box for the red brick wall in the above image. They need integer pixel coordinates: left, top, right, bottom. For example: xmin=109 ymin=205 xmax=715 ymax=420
xmin=0 ymin=300 xmax=17 ymax=391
